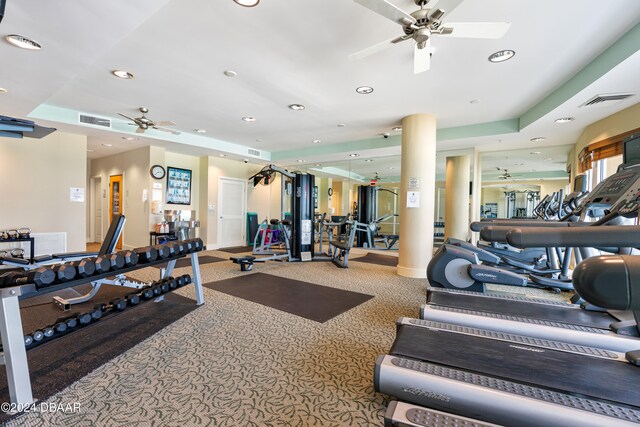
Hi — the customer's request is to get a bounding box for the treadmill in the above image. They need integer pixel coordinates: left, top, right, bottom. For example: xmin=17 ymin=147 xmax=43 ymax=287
xmin=376 ymin=255 xmax=640 ymax=426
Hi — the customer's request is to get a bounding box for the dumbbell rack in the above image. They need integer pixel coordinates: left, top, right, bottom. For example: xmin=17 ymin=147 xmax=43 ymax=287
xmin=0 ymin=251 xmax=204 ymax=407
xmin=0 ymin=236 xmax=35 ymax=263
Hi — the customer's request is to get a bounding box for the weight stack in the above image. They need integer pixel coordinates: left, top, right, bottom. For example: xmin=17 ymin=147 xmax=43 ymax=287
xmin=292 ymin=173 xmax=315 ymax=261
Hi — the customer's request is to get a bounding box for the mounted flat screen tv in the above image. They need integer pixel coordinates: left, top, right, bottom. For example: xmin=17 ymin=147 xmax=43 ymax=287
xmin=166 ymin=167 xmax=192 ymax=205
xmin=623 ymin=133 xmax=640 ymax=167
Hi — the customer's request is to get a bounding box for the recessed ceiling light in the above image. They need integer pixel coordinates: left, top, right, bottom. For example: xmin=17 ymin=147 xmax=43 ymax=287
xmin=349 ymin=153 xmax=359 ymax=158
xmin=256 ymin=138 xmax=263 ymax=142
xmin=470 ymin=99 xmax=481 ymax=104
xmin=312 ymin=139 xmax=321 ymax=144
xmin=0 ymin=87 xmax=7 ymax=93
xmin=356 ymin=86 xmax=374 ymax=94
xmin=122 ymin=136 xmax=136 ymax=141
xmin=112 ymin=70 xmax=134 ymax=79
xmin=297 ymin=159 xmax=305 ymax=163
xmin=195 ymin=129 xmax=207 ymax=133
xmin=288 ymin=104 xmax=306 ymax=111
xmin=242 ymin=117 xmax=256 ymax=122
xmin=223 ymin=70 xmax=237 ymax=77
xmin=530 ymin=151 xmax=541 ymax=155
xmin=337 ymin=123 xmax=347 ymax=127
xmin=388 ymin=167 xmax=394 ymax=170
xmin=488 ymin=50 xmax=515 ymax=63
xmin=392 ymin=126 xmax=402 ymax=131
xmin=544 ymin=157 xmax=554 ymax=161
xmin=514 ymin=163 xmax=524 ymax=166
xmin=364 ymin=159 xmax=373 ymax=162
xmin=233 ymin=0 xmax=260 ymax=7
xmin=87 ymin=149 xmax=95 ymax=152
xmin=219 ymin=154 xmax=226 ymax=157
xmin=555 ymin=117 xmax=575 ymax=123
xmin=5 ymin=34 xmax=42 ymax=50
xmin=530 ymin=137 xmax=546 ymax=142
xmin=101 ymin=143 xmax=113 ymax=147
xmin=315 ymin=164 xmax=321 ymax=167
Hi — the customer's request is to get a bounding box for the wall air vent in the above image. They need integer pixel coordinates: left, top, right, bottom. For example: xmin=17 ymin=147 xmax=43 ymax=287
xmin=580 ymin=93 xmax=635 ymax=108
xmin=247 ymin=148 xmax=261 ymax=157
xmin=78 ymin=113 xmax=112 ymax=128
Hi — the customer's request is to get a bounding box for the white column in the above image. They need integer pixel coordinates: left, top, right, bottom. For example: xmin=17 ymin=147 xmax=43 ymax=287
xmin=398 ymin=114 xmax=436 ymax=278
xmin=470 ymin=150 xmax=482 ymax=244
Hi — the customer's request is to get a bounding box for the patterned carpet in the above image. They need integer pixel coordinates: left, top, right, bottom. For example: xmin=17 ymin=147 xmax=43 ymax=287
xmin=5 ymin=247 xmax=565 ymax=426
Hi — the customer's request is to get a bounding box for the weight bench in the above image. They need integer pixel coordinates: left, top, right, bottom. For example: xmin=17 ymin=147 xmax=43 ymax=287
xmin=230 ymin=256 xmax=261 ymax=271
xmin=380 ymin=234 xmax=399 ymax=250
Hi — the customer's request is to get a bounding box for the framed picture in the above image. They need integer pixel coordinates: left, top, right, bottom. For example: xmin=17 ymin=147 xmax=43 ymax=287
xmin=166 ymin=166 xmax=192 ymax=205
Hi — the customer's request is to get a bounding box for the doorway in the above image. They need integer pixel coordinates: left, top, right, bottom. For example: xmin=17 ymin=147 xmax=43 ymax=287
xmin=217 ymin=177 xmax=247 ymax=248
xmin=90 ymin=176 xmax=103 ymax=244
xmin=109 ymin=174 xmax=123 ymax=249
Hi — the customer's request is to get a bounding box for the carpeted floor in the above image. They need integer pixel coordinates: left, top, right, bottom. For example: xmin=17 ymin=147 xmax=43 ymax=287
xmin=4 ymin=246 xmax=565 ymax=426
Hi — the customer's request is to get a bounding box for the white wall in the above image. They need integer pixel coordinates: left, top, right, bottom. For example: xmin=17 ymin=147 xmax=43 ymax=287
xmin=0 ymin=131 xmax=87 ymax=251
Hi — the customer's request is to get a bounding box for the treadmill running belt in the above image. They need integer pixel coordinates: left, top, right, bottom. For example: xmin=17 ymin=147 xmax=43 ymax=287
xmin=390 ymin=324 xmax=640 ymax=408
xmin=428 ymin=291 xmax=614 ymax=329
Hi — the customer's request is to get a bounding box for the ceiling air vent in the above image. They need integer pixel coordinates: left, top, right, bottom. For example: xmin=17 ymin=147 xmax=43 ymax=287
xmin=580 ymin=93 xmax=635 ymax=108
xmin=78 ymin=113 xmax=111 ymax=128
xmin=247 ymin=148 xmax=261 ymax=157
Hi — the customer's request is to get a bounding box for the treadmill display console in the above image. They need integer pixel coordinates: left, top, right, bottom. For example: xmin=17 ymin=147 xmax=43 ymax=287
xmin=578 ymin=166 xmax=640 ymax=220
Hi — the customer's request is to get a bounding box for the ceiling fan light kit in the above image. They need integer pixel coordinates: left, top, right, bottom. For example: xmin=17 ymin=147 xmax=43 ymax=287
xmin=117 ymin=107 xmax=180 ymax=135
xmin=351 ymin=0 xmax=511 ymax=74
xmin=233 ymin=0 xmax=260 ymax=7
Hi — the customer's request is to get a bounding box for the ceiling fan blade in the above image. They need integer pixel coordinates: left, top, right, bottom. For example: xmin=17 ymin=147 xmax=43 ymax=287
xmin=414 ymin=40 xmax=430 ymax=74
xmin=349 ymin=37 xmax=397 ymax=61
xmin=428 ymin=0 xmax=464 ymax=17
xmin=154 ymin=120 xmax=176 ymax=127
xmin=154 ymin=126 xmax=181 ymax=135
xmin=135 ymin=127 xmax=145 ymax=134
xmin=117 ymin=113 xmax=137 ymax=122
xmin=354 ymin=0 xmax=416 ymax=26
xmin=439 ymin=22 xmax=511 ymax=39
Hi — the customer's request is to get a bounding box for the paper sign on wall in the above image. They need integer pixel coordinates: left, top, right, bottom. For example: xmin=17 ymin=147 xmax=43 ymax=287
xmin=409 ymin=177 xmax=420 ymax=191
xmin=407 ymin=191 xmax=420 ymax=208
xmin=70 ymin=187 xmax=85 ymax=202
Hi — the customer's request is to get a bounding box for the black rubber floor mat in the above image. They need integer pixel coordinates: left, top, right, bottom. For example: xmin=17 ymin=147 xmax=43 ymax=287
xmin=205 ymin=273 xmax=373 ymax=323
xmin=351 ymin=253 xmax=398 ymax=267
xmin=218 ymin=246 xmax=253 ymax=254
xmin=0 ymin=287 xmax=199 ymax=423
xmin=153 ymin=255 xmax=226 ymax=269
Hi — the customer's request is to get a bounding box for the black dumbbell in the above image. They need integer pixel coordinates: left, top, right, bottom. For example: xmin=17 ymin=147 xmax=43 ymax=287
xmin=20 ymin=267 xmax=57 ymax=288
xmin=166 ymin=277 xmax=178 ymax=290
xmin=10 ymin=248 xmax=24 ymax=258
xmin=134 ymin=246 xmax=159 ymax=263
xmin=24 ymin=334 xmax=34 ymax=347
xmin=65 ymin=317 xmax=78 ymax=329
xmin=140 ymin=287 xmax=155 ymax=300
xmin=77 ymin=312 xmax=93 ymax=325
xmin=110 ymin=298 xmax=127 ymax=311
xmin=17 ymin=227 xmax=31 ymax=238
xmin=190 ymin=238 xmax=204 ymax=252
xmin=176 ymin=276 xmax=186 ymax=287
xmin=152 ymin=284 xmax=163 ymax=296
xmin=52 ymin=264 xmax=77 ymax=282
xmin=91 ymin=307 xmax=103 ymax=320
xmin=69 ymin=258 xmax=96 ymax=278
xmin=32 ymin=330 xmax=45 ymax=343
xmin=43 ymin=326 xmax=55 ymax=339
xmin=54 ymin=321 xmax=68 ymax=334
xmin=126 ymin=292 xmax=140 ymax=306
xmin=105 ymin=253 xmax=125 ymax=271
xmin=152 ymin=244 xmax=171 ymax=259
xmin=92 ymin=256 xmax=112 ymax=274
xmin=118 ymin=250 xmax=139 ymax=267
xmin=182 ymin=274 xmax=192 ymax=285
xmin=183 ymin=241 xmax=195 ymax=253
xmin=171 ymin=241 xmax=186 ymax=255
xmin=163 ymin=243 xmax=177 ymax=257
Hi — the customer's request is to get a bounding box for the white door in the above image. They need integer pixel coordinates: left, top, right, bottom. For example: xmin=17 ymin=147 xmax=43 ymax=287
xmin=217 ymin=177 xmax=246 ymax=247
xmin=94 ymin=177 xmax=103 ymax=242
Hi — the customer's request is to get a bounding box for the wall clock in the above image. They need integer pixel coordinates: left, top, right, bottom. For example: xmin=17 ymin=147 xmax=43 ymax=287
xmin=328 ymin=188 xmax=333 ymax=196
xmin=150 ymin=165 xmax=166 ymax=179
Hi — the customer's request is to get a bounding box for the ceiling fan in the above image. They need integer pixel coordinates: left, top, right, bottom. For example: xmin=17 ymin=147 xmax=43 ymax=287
xmin=350 ymin=0 xmax=511 ymax=73
xmin=496 ymin=167 xmax=523 ymax=180
xmin=117 ymin=107 xmax=181 ymax=135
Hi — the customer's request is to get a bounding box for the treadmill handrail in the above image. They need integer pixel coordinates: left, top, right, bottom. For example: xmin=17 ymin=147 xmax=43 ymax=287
xmin=506 ymin=225 xmax=640 ymax=248
xmin=480 ymin=222 xmax=582 ymax=242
